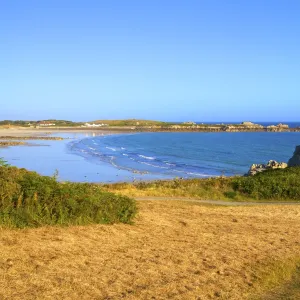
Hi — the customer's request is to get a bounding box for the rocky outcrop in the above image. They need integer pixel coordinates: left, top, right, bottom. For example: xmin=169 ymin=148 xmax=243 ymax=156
xmin=248 ymin=160 xmax=288 ymax=176
xmin=266 ymin=123 xmax=289 ymax=132
xmin=0 ymin=136 xmax=64 ymax=140
xmin=241 ymin=121 xmax=263 ymax=128
xmin=0 ymin=141 xmax=27 ymax=147
xmin=288 ymin=146 xmax=300 ymax=167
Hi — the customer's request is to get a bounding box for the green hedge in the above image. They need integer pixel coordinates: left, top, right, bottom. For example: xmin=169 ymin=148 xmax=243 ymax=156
xmin=0 ymin=166 xmax=137 ymax=228
xmin=232 ymin=167 xmax=300 ymax=200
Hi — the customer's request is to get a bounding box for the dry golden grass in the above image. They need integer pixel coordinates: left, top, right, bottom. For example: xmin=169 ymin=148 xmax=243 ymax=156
xmin=1 ymin=201 xmax=300 ymax=299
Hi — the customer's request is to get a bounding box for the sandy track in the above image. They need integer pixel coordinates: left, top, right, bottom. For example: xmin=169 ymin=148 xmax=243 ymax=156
xmin=135 ymin=196 xmax=300 ymax=206
xmin=1 ymin=200 xmax=300 ymax=299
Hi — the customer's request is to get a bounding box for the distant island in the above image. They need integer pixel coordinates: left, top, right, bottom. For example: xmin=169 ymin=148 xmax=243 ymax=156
xmin=1 ymin=119 xmax=300 ymax=132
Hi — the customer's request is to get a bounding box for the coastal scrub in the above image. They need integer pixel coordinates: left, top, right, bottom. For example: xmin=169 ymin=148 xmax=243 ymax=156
xmin=0 ymin=166 xmax=137 ymax=228
xmin=103 ymin=167 xmax=300 ymax=202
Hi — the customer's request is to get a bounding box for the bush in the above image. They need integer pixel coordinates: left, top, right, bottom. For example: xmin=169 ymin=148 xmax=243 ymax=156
xmin=0 ymin=166 xmax=137 ymax=228
xmin=232 ymin=167 xmax=300 ymax=200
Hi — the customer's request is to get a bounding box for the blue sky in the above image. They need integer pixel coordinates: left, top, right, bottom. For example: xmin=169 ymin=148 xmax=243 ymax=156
xmin=1 ymin=0 xmax=299 ymax=121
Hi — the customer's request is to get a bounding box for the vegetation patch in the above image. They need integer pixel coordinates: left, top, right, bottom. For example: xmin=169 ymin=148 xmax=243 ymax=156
xmin=247 ymin=257 xmax=300 ymax=299
xmin=0 ymin=166 xmax=137 ymax=228
xmin=103 ymin=167 xmax=300 ymax=202
xmin=232 ymin=167 xmax=300 ymax=200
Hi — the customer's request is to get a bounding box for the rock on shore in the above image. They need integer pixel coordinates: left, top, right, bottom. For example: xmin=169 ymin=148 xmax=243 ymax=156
xmin=288 ymin=145 xmax=300 ymax=167
xmin=248 ymin=160 xmax=288 ymax=176
xmin=0 ymin=141 xmax=27 ymax=147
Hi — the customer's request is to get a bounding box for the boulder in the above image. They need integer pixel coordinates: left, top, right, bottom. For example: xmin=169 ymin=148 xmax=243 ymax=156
xmin=288 ymin=146 xmax=300 ymax=167
xmin=248 ymin=160 xmax=288 ymax=176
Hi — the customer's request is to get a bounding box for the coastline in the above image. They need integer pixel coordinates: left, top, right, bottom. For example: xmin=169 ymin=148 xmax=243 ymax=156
xmin=1 ymin=127 xmax=299 ymax=183
xmin=0 ymin=129 xmax=172 ymax=183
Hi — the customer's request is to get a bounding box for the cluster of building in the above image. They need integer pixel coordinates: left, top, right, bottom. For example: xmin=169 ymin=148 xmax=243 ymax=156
xmin=81 ymin=123 xmax=109 ymax=128
xmin=36 ymin=121 xmax=56 ymax=127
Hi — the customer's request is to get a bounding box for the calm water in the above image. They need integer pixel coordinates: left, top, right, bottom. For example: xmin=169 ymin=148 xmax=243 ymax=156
xmin=68 ymin=132 xmax=300 ymax=179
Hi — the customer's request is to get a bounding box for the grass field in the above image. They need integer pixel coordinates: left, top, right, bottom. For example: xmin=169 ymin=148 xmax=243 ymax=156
xmin=1 ymin=200 xmax=300 ymax=299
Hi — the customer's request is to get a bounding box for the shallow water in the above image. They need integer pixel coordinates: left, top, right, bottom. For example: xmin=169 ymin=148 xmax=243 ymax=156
xmin=0 ymin=133 xmax=172 ymax=182
xmin=1 ymin=132 xmax=300 ymax=182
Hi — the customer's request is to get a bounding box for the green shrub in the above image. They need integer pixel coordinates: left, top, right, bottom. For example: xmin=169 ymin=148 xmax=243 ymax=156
xmin=232 ymin=167 xmax=300 ymax=200
xmin=0 ymin=166 xmax=137 ymax=228
xmin=223 ymin=191 xmax=237 ymax=199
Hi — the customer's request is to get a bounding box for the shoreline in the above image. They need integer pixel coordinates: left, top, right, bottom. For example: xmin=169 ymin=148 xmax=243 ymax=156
xmin=0 ymin=128 xmax=297 ymax=184
xmin=0 ymin=130 xmax=173 ymax=183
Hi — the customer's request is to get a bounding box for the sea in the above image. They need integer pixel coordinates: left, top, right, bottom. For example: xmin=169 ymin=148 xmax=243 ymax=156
xmin=1 ymin=122 xmax=300 ymax=183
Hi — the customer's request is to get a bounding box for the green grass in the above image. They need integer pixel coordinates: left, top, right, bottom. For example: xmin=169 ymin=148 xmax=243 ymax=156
xmin=92 ymin=119 xmax=174 ymax=126
xmin=103 ymin=167 xmax=300 ymax=202
xmin=0 ymin=166 xmax=137 ymax=228
xmin=248 ymin=257 xmax=300 ymax=299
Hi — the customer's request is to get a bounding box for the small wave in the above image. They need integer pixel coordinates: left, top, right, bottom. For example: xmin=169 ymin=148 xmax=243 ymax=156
xmin=140 ymin=161 xmax=169 ymax=169
xmin=88 ymin=147 xmax=96 ymax=150
xmin=121 ymin=147 xmax=126 ymax=150
xmin=165 ymin=162 xmax=176 ymax=166
xmin=186 ymin=172 xmax=210 ymax=177
xmin=172 ymin=169 xmax=210 ymax=177
xmin=138 ymin=155 xmax=155 ymax=160
xmin=106 ymin=147 xmax=117 ymax=152
xmin=123 ymin=153 xmax=129 ymax=156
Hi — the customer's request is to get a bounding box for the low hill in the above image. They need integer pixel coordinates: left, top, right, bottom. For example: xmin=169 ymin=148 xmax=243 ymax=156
xmin=91 ymin=119 xmax=175 ymax=126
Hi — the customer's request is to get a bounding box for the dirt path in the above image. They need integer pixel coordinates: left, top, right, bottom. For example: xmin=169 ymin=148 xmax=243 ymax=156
xmin=135 ymin=196 xmax=300 ymax=206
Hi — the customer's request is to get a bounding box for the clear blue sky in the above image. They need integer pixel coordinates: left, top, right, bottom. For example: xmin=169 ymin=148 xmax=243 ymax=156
xmin=1 ymin=0 xmax=299 ymax=122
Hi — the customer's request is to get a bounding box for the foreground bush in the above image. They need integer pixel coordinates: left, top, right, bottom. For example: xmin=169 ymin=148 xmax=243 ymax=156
xmin=0 ymin=166 xmax=137 ymax=228
xmin=232 ymin=166 xmax=300 ymax=200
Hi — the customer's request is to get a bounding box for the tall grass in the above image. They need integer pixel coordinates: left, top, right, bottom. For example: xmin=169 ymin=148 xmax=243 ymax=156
xmin=103 ymin=167 xmax=300 ymax=202
xmin=0 ymin=166 xmax=137 ymax=228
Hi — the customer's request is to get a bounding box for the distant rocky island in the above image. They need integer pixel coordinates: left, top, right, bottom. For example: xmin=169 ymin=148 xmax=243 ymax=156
xmin=88 ymin=120 xmax=300 ymax=132
xmin=1 ymin=119 xmax=300 ymax=132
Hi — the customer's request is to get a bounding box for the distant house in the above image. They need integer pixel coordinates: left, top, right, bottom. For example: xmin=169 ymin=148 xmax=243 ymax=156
xmin=37 ymin=121 xmax=56 ymax=127
xmin=82 ymin=123 xmax=108 ymax=127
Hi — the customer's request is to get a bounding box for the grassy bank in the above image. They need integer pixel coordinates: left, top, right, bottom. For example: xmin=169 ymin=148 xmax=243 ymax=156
xmin=0 ymin=165 xmax=137 ymax=228
xmin=103 ymin=167 xmax=300 ymax=202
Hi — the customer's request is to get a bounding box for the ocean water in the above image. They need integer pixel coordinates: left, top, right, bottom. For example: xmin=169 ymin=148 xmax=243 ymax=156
xmin=0 ymin=133 xmax=174 ymax=182
xmin=68 ymin=132 xmax=300 ymax=179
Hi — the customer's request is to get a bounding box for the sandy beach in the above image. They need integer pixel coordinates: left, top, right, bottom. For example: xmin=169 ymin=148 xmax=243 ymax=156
xmin=0 ymin=127 xmax=113 ymax=137
xmin=0 ymin=127 xmax=170 ymax=183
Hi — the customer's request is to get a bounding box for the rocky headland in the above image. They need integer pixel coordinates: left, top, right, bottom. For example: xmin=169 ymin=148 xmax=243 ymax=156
xmin=248 ymin=145 xmax=300 ymax=175
xmin=288 ymin=145 xmax=300 ymax=167
xmin=248 ymin=160 xmax=288 ymax=176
